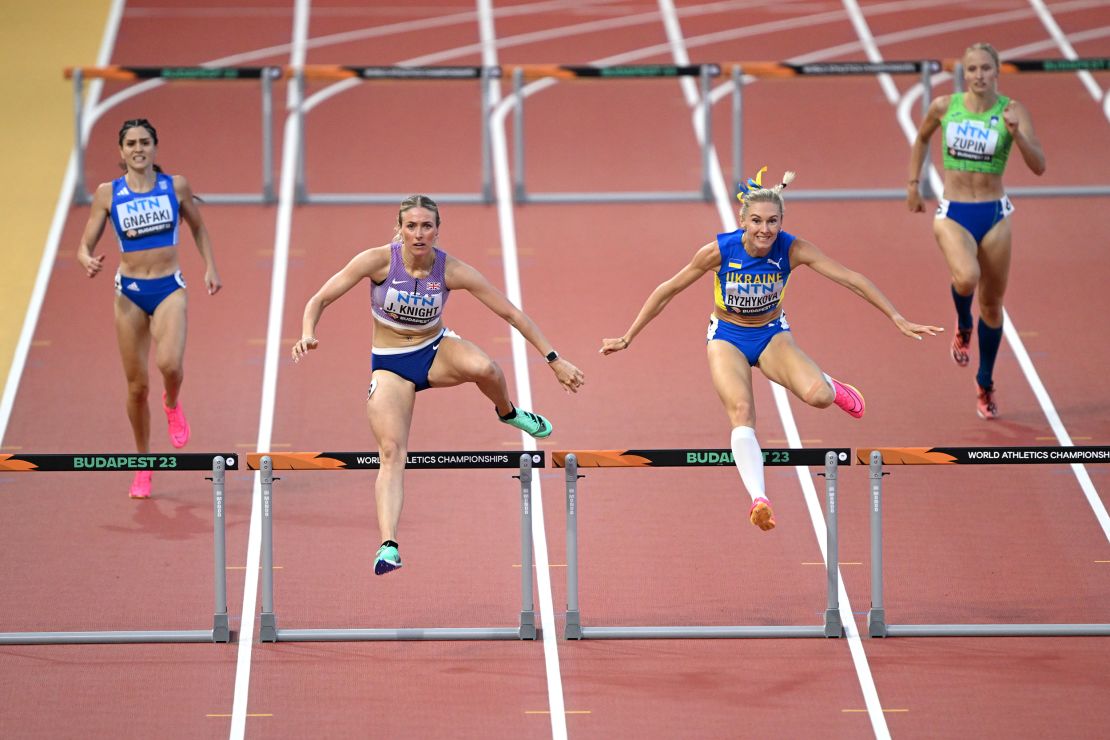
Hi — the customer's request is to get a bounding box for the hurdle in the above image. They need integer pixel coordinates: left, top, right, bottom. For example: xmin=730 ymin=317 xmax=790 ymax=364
xmin=862 ymin=446 xmax=1110 ymax=637
xmin=0 ymin=453 xmax=235 ymax=644
xmin=65 ymin=66 xmax=283 ymax=205
xmin=507 ymin=64 xmax=720 ymax=204
xmin=556 ymin=448 xmax=848 ymax=639
xmin=247 ymin=451 xmax=543 ymax=642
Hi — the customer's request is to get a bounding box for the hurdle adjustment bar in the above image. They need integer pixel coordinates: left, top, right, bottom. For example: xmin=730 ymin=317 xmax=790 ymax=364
xmin=0 ymin=456 xmax=232 ymax=645
xmin=563 ymin=450 xmax=844 ymax=639
xmin=257 ymin=453 xmax=537 ymax=642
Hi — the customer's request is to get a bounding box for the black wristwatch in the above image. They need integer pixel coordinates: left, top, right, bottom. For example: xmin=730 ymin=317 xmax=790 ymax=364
xmin=545 ymin=350 xmax=559 ymax=363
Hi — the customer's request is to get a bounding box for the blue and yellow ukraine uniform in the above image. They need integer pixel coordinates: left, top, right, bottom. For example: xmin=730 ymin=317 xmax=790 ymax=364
xmin=707 ymin=228 xmax=796 ymax=365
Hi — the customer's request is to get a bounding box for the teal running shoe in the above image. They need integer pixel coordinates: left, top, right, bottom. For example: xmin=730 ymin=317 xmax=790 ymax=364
xmin=499 ymin=407 xmax=552 ymax=438
xmin=374 ymin=543 xmax=402 ymax=575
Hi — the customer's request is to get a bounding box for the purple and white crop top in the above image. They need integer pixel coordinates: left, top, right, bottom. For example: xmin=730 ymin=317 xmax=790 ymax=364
xmin=370 ymin=242 xmax=451 ymax=331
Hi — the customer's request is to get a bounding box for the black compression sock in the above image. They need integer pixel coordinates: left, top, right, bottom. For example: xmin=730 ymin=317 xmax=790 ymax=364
xmin=382 ymin=540 xmax=399 ymax=549
xmin=498 ymin=403 xmax=517 ymax=421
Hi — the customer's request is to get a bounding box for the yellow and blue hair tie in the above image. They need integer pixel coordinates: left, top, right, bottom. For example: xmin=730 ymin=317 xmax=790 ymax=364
xmin=735 ymin=165 xmax=768 ymax=203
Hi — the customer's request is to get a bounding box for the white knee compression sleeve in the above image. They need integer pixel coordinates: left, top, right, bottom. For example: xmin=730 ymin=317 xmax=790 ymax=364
xmin=730 ymin=426 xmax=766 ymax=502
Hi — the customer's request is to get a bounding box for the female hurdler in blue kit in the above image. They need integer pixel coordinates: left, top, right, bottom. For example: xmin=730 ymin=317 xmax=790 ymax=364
xmin=292 ymin=194 xmax=584 ymax=575
xmin=76 ymin=119 xmax=221 ymax=499
xmin=601 ymin=168 xmax=940 ymax=530
xmin=907 ymin=42 xmax=1045 ymax=419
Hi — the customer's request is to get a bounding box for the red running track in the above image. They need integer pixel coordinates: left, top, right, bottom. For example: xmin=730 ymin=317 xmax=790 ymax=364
xmin=1 ymin=2 xmax=1109 ymax=738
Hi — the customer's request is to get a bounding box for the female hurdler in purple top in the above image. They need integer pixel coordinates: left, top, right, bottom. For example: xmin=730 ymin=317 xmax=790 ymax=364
xmin=293 ymin=194 xmax=585 ymax=575
xmin=601 ymin=167 xmax=940 ymax=533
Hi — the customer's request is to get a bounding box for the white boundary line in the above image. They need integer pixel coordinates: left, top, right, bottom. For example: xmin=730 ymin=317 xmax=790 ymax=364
xmin=1028 ymin=0 xmax=1106 ymax=103
xmin=228 ymin=2 xmax=310 ymax=738
xmin=0 ymin=0 xmax=125 ymax=446
xmin=478 ymin=3 xmax=567 ymax=739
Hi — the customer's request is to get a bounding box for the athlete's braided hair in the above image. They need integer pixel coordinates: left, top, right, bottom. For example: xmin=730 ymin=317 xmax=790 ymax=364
xmin=393 ymin=194 xmax=442 ymax=244
xmin=736 ymin=166 xmax=795 ymax=219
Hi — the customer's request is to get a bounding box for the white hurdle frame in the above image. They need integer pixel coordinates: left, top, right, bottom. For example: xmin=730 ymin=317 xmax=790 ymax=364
xmin=253 ymin=451 xmax=541 ymax=642
xmin=560 ymin=448 xmax=847 ymax=639
xmin=0 ymin=453 xmax=234 ymax=644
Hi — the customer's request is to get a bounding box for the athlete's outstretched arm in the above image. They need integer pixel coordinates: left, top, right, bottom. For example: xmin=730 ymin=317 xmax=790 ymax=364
xmin=175 ymin=175 xmax=221 ymax=295
xmin=600 ymin=242 xmax=719 ymax=355
xmin=791 ymin=237 xmax=943 ymax=340
xmin=76 ymin=183 xmax=112 ymax=278
xmin=292 ymin=246 xmax=389 ymax=362
xmin=447 ymin=257 xmax=584 ymax=392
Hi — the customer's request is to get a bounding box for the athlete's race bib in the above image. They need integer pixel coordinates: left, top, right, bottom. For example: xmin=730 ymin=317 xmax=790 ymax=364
xmin=381 ymin=287 xmax=444 ymax=325
xmin=945 ymin=118 xmax=1001 ymax=163
xmin=115 ymin=194 xmax=175 ymax=239
xmin=723 ymin=272 xmax=783 ymax=316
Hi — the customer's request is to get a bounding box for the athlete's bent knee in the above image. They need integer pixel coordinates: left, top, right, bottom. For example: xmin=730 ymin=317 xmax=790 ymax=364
xmin=803 ymin=377 xmax=834 ymax=408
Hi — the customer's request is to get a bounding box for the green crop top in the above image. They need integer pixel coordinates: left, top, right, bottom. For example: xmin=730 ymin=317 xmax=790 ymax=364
xmin=941 ymin=93 xmax=1013 ymax=175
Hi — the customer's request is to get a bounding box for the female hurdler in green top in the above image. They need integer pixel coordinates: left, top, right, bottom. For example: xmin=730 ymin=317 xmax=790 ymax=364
xmin=906 ymin=42 xmax=1045 ymax=420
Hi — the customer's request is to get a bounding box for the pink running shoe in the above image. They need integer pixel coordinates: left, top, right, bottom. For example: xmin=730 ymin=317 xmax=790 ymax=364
xmin=749 ymin=497 xmax=776 ymax=531
xmin=129 ymin=470 xmax=152 ymax=499
xmin=830 ymin=378 xmax=866 ymax=419
xmin=951 ymin=327 xmax=972 ymax=367
xmin=162 ymin=392 xmax=190 ymax=448
xmin=976 ymin=383 xmax=998 ymax=420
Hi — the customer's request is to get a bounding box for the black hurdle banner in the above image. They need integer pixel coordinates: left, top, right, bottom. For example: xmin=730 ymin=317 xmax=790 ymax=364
xmin=1000 ymin=58 xmax=1110 ymax=73
xmin=0 ymin=453 xmax=234 ymax=645
xmin=64 ymin=66 xmax=283 ymax=80
xmin=553 ymin=447 xmax=848 ymax=468
xmin=506 ymin=63 xmax=718 ymax=80
xmin=250 ymin=452 xmax=541 ymax=642
xmin=556 ymin=449 xmax=847 ymax=640
xmin=299 ymin=65 xmax=494 ymax=80
xmin=735 ymin=60 xmax=941 ymax=78
xmin=863 ymin=447 xmax=1110 ymax=638
xmin=0 ymin=452 xmax=238 ymax=472
xmin=858 ymin=445 xmax=1110 ymax=465
xmin=247 ymin=450 xmax=543 ymax=470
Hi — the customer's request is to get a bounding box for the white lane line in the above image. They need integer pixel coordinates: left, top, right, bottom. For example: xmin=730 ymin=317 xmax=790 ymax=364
xmin=228 ymin=2 xmax=310 ymax=739
xmin=1028 ymin=0 xmax=1106 ymax=104
xmin=0 ymin=0 xmax=125 ymax=446
xmin=478 ymin=3 xmax=567 ymax=739
xmin=659 ymin=2 xmax=891 ymax=738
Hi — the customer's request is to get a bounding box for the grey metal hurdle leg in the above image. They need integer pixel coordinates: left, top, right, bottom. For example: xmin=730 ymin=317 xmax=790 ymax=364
xmin=211 ymin=456 xmax=231 ymax=642
xmin=867 ymin=451 xmax=887 ymax=637
xmin=564 ymin=454 xmax=581 ymax=639
xmin=518 ymin=454 xmax=537 ymax=639
xmin=823 ymin=451 xmax=844 ymax=637
xmin=259 ymin=456 xmax=277 ymax=642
